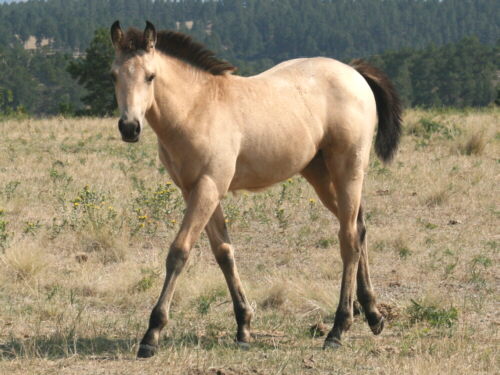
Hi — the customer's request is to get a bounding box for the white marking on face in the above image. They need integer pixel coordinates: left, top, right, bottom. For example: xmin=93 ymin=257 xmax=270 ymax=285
xmin=128 ymin=64 xmax=136 ymax=75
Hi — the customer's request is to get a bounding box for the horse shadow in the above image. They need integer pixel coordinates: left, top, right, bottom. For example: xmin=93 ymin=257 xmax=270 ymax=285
xmin=0 ymin=330 xmax=287 ymax=360
xmin=0 ymin=335 xmax=135 ymax=360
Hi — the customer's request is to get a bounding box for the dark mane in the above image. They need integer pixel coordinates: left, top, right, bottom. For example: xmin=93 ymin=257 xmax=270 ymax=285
xmin=120 ymin=28 xmax=236 ymax=75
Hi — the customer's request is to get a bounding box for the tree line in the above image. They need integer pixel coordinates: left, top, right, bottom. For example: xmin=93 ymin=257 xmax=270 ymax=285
xmin=1 ymin=0 xmax=497 ymax=59
xmin=370 ymin=37 xmax=499 ymax=108
xmin=0 ymin=0 xmax=498 ymax=116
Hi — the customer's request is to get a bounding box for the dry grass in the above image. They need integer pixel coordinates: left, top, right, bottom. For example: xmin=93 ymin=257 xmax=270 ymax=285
xmin=0 ymin=108 xmax=498 ymax=374
xmin=424 ymin=187 xmax=450 ymax=208
xmin=1 ymin=241 xmax=47 ymax=281
xmin=260 ymin=283 xmax=288 ymax=310
xmin=458 ymin=131 xmax=487 ymax=156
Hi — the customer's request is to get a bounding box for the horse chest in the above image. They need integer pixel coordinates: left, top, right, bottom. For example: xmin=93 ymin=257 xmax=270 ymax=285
xmin=157 ymin=143 xmax=206 ymax=190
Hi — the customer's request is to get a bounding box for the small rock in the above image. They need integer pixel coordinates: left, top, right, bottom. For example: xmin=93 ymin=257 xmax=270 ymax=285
xmin=303 ymin=355 xmax=316 ymax=369
xmin=448 ymin=219 xmax=461 ymax=225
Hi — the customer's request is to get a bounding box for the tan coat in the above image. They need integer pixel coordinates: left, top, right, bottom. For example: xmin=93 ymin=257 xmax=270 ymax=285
xmin=110 ymin=21 xmax=401 ymax=357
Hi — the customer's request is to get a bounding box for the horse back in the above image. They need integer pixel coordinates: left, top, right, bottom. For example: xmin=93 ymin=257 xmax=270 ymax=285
xmin=222 ymin=57 xmax=377 ymax=190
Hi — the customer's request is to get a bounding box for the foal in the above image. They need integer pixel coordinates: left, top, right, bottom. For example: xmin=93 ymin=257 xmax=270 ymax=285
xmin=109 ymin=21 xmax=401 ymax=358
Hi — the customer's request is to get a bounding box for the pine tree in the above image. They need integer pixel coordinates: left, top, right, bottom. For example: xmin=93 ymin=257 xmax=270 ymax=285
xmin=67 ymin=28 xmax=116 ymax=116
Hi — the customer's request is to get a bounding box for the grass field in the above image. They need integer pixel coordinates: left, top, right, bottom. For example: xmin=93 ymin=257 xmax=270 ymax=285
xmin=0 ymin=108 xmax=498 ymax=374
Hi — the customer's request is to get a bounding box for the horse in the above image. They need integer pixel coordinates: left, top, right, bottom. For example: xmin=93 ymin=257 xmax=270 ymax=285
xmin=109 ymin=21 xmax=401 ymax=358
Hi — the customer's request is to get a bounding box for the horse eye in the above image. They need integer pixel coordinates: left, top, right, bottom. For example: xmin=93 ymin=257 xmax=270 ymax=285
xmin=110 ymin=73 xmax=117 ymax=83
xmin=146 ymin=74 xmax=156 ymax=83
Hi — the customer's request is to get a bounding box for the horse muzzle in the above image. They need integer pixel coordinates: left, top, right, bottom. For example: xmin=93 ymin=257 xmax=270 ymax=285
xmin=118 ymin=118 xmax=141 ymax=143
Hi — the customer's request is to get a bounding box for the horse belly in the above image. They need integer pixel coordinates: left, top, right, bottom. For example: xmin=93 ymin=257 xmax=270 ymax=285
xmin=229 ymin=126 xmax=319 ymax=191
xmin=226 ymin=63 xmax=333 ymax=191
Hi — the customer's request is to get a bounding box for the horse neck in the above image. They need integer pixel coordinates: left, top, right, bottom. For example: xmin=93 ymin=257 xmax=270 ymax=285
xmin=146 ymin=53 xmax=216 ymax=138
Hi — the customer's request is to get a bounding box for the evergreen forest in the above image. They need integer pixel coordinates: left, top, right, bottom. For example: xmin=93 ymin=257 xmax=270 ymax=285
xmin=0 ymin=0 xmax=498 ymax=116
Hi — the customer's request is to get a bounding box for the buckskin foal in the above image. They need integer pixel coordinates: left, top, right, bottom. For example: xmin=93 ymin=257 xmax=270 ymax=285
xmin=109 ymin=21 xmax=401 ymax=358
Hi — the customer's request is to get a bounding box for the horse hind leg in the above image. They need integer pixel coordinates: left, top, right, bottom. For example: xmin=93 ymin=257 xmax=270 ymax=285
xmin=301 ymin=152 xmax=339 ymax=216
xmin=356 ymin=206 xmax=384 ymax=335
xmin=302 ymin=152 xmax=384 ymax=346
xmin=319 ymin=149 xmax=377 ymax=348
xmin=302 ymin=153 xmax=353 ymax=347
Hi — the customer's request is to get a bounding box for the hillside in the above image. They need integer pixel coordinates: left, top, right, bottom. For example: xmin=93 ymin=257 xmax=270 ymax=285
xmin=1 ymin=0 xmax=498 ymax=61
xmin=0 ymin=0 xmax=498 ymax=115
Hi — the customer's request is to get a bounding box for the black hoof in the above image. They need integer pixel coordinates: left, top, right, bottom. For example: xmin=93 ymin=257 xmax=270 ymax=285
xmin=137 ymin=343 xmax=157 ymax=358
xmin=370 ymin=316 xmax=385 ymax=335
xmin=323 ymin=337 xmax=342 ymax=350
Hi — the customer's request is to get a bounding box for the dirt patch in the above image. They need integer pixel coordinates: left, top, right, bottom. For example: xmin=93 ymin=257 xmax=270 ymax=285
xmin=378 ymin=303 xmax=400 ymax=321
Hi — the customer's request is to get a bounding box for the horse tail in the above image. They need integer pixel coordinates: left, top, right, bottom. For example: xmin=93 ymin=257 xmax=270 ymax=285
xmin=350 ymin=59 xmax=402 ymax=163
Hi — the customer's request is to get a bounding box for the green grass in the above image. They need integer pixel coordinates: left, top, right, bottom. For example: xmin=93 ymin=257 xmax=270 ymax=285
xmin=407 ymin=300 xmax=458 ymax=328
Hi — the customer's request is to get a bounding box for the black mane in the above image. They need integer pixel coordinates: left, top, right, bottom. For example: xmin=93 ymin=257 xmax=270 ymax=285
xmin=120 ymin=28 xmax=236 ymax=75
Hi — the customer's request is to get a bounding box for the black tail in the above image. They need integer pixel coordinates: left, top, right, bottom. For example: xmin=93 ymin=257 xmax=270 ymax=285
xmin=350 ymin=59 xmax=402 ymax=163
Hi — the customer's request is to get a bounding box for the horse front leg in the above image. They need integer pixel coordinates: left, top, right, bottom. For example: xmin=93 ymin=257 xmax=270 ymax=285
xmin=205 ymin=204 xmax=253 ymax=347
xmin=137 ymin=175 xmax=221 ymax=358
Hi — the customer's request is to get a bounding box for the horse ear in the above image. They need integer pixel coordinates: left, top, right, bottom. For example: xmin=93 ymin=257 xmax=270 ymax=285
xmin=144 ymin=21 xmax=157 ymax=51
xmin=111 ymin=20 xmax=123 ymax=49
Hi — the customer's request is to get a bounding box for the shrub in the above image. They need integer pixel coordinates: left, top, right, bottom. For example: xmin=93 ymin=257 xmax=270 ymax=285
xmin=407 ymin=299 xmax=458 ymax=328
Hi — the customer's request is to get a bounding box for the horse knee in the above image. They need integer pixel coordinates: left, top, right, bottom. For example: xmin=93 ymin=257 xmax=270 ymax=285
xmin=214 ymin=243 xmax=235 ymax=268
xmin=338 ymin=228 xmax=361 ymax=257
xmin=166 ymin=242 xmax=190 ymax=272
